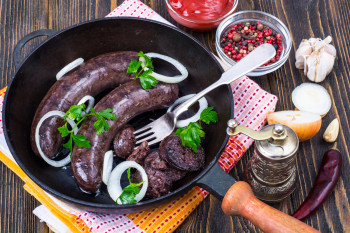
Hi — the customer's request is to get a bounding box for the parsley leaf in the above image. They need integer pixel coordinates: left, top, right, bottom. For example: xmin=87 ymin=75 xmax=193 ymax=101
xmin=62 ymin=135 xmax=73 ymax=153
xmin=137 ymin=69 xmax=158 ymax=90
xmin=127 ymin=60 xmax=142 ymax=74
xmin=137 ymin=51 xmax=154 ymax=69
xmin=118 ymin=192 xmax=138 ymax=205
xmin=58 ymin=123 xmax=70 ymax=137
xmin=98 ymin=108 xmax=117 ymax=120
xmin=127 ymin=51 xmax=158 ymax=90
xmin=64 ymin=104 xmax=85 ymax=121
xmin=90 ymin=108 xmax=117 ymax=135
xmin=175 ymin=122 xmax=204 ymax=153
xmin=200 ymin=106 xmax=218 ymax=124
xmin=58 ymin=104 xmax=117 ymax=154
xmin=116 ymin=167 xmax=145 ymax=205
xmin=175 ymin=106 xmax=218 ymax=152
xmin=72 ymin=134 xmax=91 ymax=148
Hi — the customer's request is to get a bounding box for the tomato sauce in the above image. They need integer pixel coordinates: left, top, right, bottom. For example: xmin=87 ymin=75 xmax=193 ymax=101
xmin=169 ymin=0 xmax=235 ymax=21
xmin=167 ymin=0 xmax=237 ymax=30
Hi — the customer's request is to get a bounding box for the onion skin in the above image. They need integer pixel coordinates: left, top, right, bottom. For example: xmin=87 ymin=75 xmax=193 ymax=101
xmin=292 ymin=144 xmax=342 ymax=220
xmin=267 ymin=111 xmax=322 ymax=142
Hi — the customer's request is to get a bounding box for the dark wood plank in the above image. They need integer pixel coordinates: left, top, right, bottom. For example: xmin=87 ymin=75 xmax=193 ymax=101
xmin=1 ymin=0 xmax=350 ymax=232
xmin=0 ymin=0 xmax=50 ymax=232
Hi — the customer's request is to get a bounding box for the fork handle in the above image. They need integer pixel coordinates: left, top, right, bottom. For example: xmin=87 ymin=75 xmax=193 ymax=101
xmin=173 ymin=44 xmax=276 ymax=118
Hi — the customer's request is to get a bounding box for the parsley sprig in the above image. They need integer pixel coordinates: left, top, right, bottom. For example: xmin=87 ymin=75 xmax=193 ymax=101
xmin=127 ymin=51 xmax=158 ymax=90
xmin=175 ymin=106 xmax=218 ymax=152
xmin=57 ymin=103 xmax=117 ymax=154
xmin=117 ymin=167 xmax=145 ymax=205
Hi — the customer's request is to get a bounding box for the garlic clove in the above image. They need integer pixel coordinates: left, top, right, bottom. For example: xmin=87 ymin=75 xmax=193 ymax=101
xmin=323 ymin=118 xmax=340 ymax=143
xmin=322 ymin=44 xmax=337 ymax=57
xmin=295 ymin=40 xmax=313 ymax=69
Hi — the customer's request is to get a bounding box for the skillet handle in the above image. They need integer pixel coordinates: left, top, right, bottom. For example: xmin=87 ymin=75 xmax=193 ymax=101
xmin=222 ymin=181 xmax=319 ymax=233
xmin=13 ymin=29 xmax=57 ymax=69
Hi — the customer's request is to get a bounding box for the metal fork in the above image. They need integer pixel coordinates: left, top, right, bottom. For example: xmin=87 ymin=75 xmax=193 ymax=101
xmin=134 ymin=43 xmax=276 ymax=147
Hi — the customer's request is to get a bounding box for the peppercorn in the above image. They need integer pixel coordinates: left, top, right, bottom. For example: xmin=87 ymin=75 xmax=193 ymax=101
xmin=232 ymin=33 xmax=241 ymax=42
xmin=257 ymin=23 xmax=264 ymax=31
xmin=248 ymin=43 xmax=254 ymax=51
xmin=242 ymin=40 xmax=248 ymax=46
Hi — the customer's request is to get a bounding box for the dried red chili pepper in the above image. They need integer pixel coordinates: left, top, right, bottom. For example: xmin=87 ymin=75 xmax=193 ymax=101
xmin=292 ymin=143 xmax=342 ymax=220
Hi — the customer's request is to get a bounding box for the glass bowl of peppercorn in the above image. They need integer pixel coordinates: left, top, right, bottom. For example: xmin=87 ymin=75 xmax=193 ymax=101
xmin=215 ymin=10 xmax=292 ymax=76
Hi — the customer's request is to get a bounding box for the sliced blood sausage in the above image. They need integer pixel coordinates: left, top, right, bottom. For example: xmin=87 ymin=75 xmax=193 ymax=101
xmin=144 ymin=150 xmax=187 ymax=181
xmin=71 ymin=80 xmax=178 ymax=192
xmin=113 ymin=125 xmax=136 ymax=159
xmin=144 ymin=150 xmax=168 ymax=171
xmin=159 ymin=135 xmax=205 ymax=172
xmin=133 ymin=167 xmax=173 ymax=198
xmin=127 ymin=141 xmax=150 ymax=165
xmin=133 ymin=150 xmax=187 ymax=198
xmin=31 ymin=51 xmax=138 ymax=159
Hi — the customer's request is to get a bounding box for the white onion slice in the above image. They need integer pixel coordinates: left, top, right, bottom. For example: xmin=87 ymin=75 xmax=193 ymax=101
xmin=139 ymin=52 xmax=188 ymax=83
xmin=102 ymin=150 xmax=114 ymax=185
xmin=167 ymin=94 xmax=208 ymax=128
xmin=107 ymin=161 xmax=148 ymax=204
xmin=77 ymin=95 xmax=95 ymax=116
xmin=292 ymin=83 xmax=332 ymax=116
xmin=56 ymin=58 xmax=84 ymax=80
xmin=35 ymin=111 xmax=78 ymax=167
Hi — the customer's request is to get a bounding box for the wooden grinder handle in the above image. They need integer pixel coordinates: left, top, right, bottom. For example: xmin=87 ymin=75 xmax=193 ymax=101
xmin=222 ymin=181 xmax=320 ymax=233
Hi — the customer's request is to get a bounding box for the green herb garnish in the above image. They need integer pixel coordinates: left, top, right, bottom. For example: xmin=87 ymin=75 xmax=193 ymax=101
xmin=117 ymin=167 xmax=145 ymax=205
xmin=127 ymin=51 xmax=158 ymax=90
xmin=57 ymin=103 xmax=117 ymax=154
xmin=175 ymin=106 xmax=218 ymax=152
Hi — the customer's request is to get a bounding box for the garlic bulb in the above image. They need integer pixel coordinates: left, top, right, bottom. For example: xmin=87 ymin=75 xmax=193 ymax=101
xmin=295 ymin=36 xmax=336 ymax=83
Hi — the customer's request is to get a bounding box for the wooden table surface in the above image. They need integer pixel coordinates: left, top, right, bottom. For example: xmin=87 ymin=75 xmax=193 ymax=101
xmin=1 ymin=0 xmax=349 ymax=232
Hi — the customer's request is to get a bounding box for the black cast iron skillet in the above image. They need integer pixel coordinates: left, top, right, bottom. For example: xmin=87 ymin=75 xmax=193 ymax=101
xmin=4 ymin=18 xmax=233 ymax=213
xmin=4 ymin=18 xmax=318 ymax=232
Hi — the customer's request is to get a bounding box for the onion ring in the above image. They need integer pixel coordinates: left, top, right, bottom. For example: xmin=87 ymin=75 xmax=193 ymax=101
xmin=77 ymin=95 xmax=95 ymax=116
xmin=139 ymin=52 xmax=188 ymax=83
xmin=56 ymin=58 xmax=84 ymax=80
xmin=167 ymin=94 xmax=208 ymax=128
xmin=107 ymin=161 xmax=148 ymax=204
xmin=35 ymin=111 xmax=78 ymax=167
xmin=102 ymin=150 xmax=114 ymax=185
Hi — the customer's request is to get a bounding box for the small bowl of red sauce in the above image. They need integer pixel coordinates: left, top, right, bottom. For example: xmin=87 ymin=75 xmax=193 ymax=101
xmin=165 ymin=0 xmax=239 ymax=31
xmin=215 ymin=11 xmax=292 ymax=76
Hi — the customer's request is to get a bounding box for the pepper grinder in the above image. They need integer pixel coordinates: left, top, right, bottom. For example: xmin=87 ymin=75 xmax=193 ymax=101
xmin=227 ymin=119 xmax=299 ymax=202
